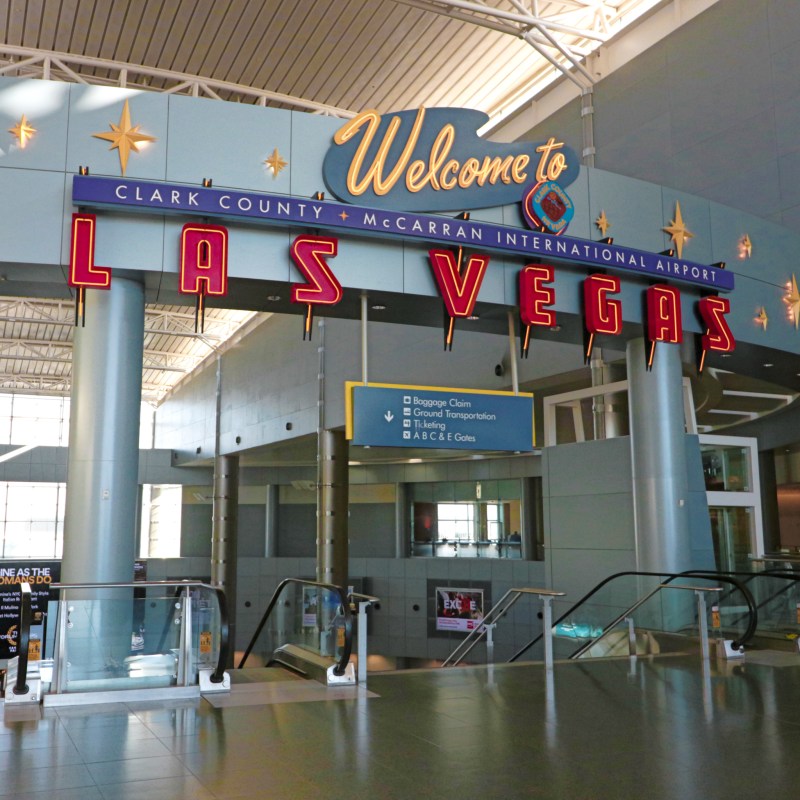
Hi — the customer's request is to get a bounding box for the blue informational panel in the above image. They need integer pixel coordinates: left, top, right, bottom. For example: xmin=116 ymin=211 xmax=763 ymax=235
xmin=349 ymin=384 xmax=534 ymax=451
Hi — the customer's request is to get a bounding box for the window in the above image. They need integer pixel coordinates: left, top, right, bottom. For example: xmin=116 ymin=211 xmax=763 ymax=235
xmin=140 ymin=485 xmax=182 ymax=558
xmin=409 ymin=480 xmax=524 ymax=559
xmin=0 ymin=482 xmax=65 ymax=558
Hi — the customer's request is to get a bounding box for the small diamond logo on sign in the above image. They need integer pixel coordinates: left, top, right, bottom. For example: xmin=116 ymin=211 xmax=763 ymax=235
xmin=522 ymin=180 xmax=574 ymax=234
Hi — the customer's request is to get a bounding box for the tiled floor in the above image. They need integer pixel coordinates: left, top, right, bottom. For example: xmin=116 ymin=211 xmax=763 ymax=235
xmin=2 ymin=654 xmax=800 ymax=799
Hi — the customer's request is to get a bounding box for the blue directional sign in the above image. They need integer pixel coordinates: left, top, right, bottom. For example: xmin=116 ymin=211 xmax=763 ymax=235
xmin=347 ymin=383 xmax=534 ymax=451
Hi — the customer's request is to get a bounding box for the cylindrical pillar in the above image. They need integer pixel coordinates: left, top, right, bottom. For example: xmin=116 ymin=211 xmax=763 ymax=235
xmin=61 ymin=277 xmax=144 ymax=671
xmin=62 ymin=277 xmax=144 ymax=583
xmin=317 ymin=429 xmax=348 ymax=588
xmin=212 ymin=454 xmax=238 ymax=664
xmin=626 ymin=338 xmax=692 ymax=574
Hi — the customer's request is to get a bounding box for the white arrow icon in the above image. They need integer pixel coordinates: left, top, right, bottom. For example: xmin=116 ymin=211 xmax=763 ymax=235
xmin=384 ymin=411 xmax=394 ymax=422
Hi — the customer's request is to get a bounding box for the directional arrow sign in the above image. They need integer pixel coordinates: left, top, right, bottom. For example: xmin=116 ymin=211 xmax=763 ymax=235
xmin=346 ymin=382 xmax=534 ymax=451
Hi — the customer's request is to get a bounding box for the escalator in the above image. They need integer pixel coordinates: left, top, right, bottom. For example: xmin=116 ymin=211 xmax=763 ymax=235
xmin=237 ymin=578 xmax=357 ymax=686
xmin=511 ymin=570 xmax=760 ymax=665
xmin=6 ymin=577 xmax=369 ymax=711
xmin=703 ymin=569 xmax=800 ymax=654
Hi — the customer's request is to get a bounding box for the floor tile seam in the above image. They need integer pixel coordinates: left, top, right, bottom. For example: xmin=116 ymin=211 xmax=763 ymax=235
xmin=178 ymin=751 xmax=313 ymax=786
xmin=92 ymin=774 xmax=223 ymax=800
xmin=0 ymin=760 xmax=101 ymax=793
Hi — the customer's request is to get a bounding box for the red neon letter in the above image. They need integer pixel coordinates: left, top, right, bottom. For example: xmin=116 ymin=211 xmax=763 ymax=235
xmin=519 ymin=264 xmax=556 ymax=327
xmin=179 ymin=224 xmax=228 ymax=296
xmin=69 ymin=214 xmax=111 ymax=289
xmin=583 ymin=274 xmax=621 ymax=335
xmin=699 ymin=296 xmax=735 ymax=353
xmin=646 ymin=284 xmax=683 ymax=343
xmin=428 ymin=249 xmax=489 ymax=318
xmin=290 ymin=236 xmax=342 ymax=306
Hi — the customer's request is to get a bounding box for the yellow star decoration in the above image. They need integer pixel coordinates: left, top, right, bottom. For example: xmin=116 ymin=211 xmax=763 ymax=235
xmin=264 ymin=148 xmax=288 ymax=178
xmin=9 ymin=114 xmax=37 ymax=148
xmin=784 ymin=274 xmax=800 ymax=329
xmin=755 ymin=307 xmax=768 ymax=331
xmin=339 ymin=210 xmax=349 ymax=221
xmin=739 ymin=233 xmax=753 ymax=259
xmin=595 ymin=210 xmax=611 ymax=237
xmin=92 ymin=100 xmax=156 ymax=176
xmin=663 ymin=201 xmax=694 ymax=259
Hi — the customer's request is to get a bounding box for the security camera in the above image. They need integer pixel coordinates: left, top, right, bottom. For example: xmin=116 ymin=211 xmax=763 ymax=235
xmin=494 ymin=363 xmax=504 ymax=377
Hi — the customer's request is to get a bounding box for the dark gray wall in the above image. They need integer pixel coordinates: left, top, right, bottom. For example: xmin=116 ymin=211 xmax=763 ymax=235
xmin=348 ymin=504 xmax=396 ymax=557
xmin=277 ymin=504 xmax=316 ymax=558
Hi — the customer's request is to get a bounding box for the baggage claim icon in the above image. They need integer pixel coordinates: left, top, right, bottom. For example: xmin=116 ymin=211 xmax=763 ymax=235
xmin=522 ymin=180 xmax=574 ymax=235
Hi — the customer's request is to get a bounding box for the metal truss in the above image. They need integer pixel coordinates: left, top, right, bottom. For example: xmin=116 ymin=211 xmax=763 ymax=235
xmin=0 ymin=297 xmax=259 ymax=403
xmin=392 ymin=0 xmax=662 ymax=146
xmin=0 ymin=44 xmax=355 ymax=118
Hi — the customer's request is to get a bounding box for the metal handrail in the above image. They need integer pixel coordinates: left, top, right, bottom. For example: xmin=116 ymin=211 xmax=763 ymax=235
xmin=238 ymin=578 xmax=353 ymax=677
xmin=49 ymin=580 xmax=230 ymax=684
xmin=510 ymin=570 xmax=758 ymax=662
xmin=443 ymin=587 xmax=564 ymax=667
xmin=12 ymin=582 xmax=32 ymax=696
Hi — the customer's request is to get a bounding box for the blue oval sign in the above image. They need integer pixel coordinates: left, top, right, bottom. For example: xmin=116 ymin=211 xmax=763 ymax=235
xmin=522 ymin=180 xmax=575 ymax=234
xmin=323 ymin=107 xmax=579 ymax=212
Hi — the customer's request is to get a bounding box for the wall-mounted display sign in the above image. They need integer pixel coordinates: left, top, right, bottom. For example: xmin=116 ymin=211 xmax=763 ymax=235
xmin=0 ymin=560 xmax=59 ymax=660
xmin=436 ymin=587 xmax=485 ymax=632
xmin=346 ymin=382 xmax=534 ymax=451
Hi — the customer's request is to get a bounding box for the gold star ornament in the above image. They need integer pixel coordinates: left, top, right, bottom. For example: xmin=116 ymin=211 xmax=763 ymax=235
xmin=92 ymin=100 xmax=156 ymax=176
xmin=264 ymin=148 xmax=288 ymax=178
xmin=9 ymin=114 xmax=36 ymax=148
xmin=784 ymin=275 xmax=800 ymax=329
xmin=663 ymin=201 xmax=694 ymax=259
xmin=755 ymin=307 xmax=768 ymax=330
xmin=739 ymin=233 xmax=752 ymax=259
xmin=595 ymin=210 xmax=610 ymax=237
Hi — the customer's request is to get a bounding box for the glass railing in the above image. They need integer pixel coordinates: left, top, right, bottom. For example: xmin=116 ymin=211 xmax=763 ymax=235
xmin=238 ymin=578 xmax=353 ymax=679
xmin=411 ymin=539 xmax=522 ymax=558
xmin=711 ymin=570 xmax=800 ymax=642
xmin=511 ymin=571 xmax=757 ymax=663
xmin=15 ymin=581 xmax=230 ymax=699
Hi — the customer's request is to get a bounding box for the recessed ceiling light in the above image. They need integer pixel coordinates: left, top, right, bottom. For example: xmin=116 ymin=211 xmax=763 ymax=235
xmin=721 ymin=353 xmax=731 ymax=358
xmin=267 ymin=295 xmax=281 ymax=302
xmin=408 ymin=458 xmax=422 ymax=463
xmin=371 ymin=304 xmax=386 ymax=311
xmin=467 ymin=315 xmax=479 ymax=321
xmin=550 ymin=325 xmax=561 ymax=332
xmin=763 ymin=363 xmax=774 ymax=368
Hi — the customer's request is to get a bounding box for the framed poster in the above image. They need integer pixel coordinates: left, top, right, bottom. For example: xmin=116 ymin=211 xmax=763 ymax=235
xmin=435 ymin=587 xmax=484 ymax=633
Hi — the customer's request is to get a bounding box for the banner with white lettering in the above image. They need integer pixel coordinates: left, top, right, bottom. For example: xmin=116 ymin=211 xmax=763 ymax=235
xmin=0 ymin=560 xmax=60 ymax=659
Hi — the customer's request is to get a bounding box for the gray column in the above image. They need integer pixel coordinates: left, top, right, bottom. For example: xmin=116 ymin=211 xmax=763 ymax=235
xmin=61 ymin=278 xmax=144 ymax=672
xmin=265 ymin=483 xmax=279 ymax=558
xmin=758 ymin=451 xmax=780 ymax=554
xmin=212 ymin=454 xmax=238 ymax=663
xmin=626 ymin=338 xmax=692 ymax=574
xmin=317 ymin=429 xmax=348 ymax=587
xmin=395 ymin=483 xmax=409 ymax=558
xmin=62 ymin=277 xmax=144 ymax=583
